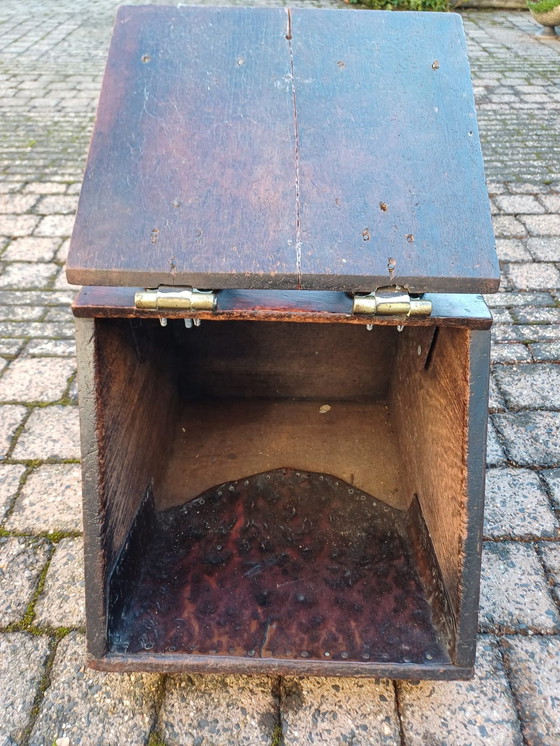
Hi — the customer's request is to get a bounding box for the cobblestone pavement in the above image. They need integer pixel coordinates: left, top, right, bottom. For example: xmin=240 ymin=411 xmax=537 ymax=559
xmin=0 ymin=2 xmax=559 ymax=745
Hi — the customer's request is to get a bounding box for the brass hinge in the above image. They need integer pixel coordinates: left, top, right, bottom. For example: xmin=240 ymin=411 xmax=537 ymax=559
xmin=352 ymin=288 xmax=432 ymax=317
xmin=134 ymin=287 xmax=217 ymax=312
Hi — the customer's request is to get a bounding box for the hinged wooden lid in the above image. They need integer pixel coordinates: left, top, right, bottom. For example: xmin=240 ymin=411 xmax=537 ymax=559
xmin=67 ymin=6 xmax=499 ymax=294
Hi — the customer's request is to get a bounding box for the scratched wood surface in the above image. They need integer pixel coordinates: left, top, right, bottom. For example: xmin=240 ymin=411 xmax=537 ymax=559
xmin=67 ymin=7 xmax=498 ymax=294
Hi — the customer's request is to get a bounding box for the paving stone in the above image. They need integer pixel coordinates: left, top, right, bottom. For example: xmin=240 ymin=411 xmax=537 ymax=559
xmin=30 ymin=632 xmax=158 ymax=746
xmin=494 ymin=364 xmax=560 ymax=410
xmin=11 ymin=406 xmax=80 ymax=461
xmin=33 ymin=214 xmax=75 ymax=237
xmin=517 ymin=324 xmax=560 ymax=343
xmin=505 ymin=262 xmax=560 ymax=290
xmin=0 ymin=633 xmax=50 ymax=746
xmin=0 ymin=214 xmax=39 ymax=237
xmin=495 ymin=239 xmax=532 ymax=262
xmin=0 ymin=463 xmax=25 ymax=520
xmin=0 ymin=356 xmax=75 ymax=402
xmin=0 ymin=194 xmax=38 ymax=213
xmin=491 ymin=325 xmax=521 ymax=343
xmin=521 ymin=213 xmax=560 ymax=236
xmin=486 ymin=420 xmax=507 ymax=467
xmin=539 ymin=542 xmax=560 ymax=588
xmin=491 ymin=343 xmax=532 ymax=364
xmin=35 ymin=538 xmax=85 ymax=627
xmin=488 ymin=374 xmax=506 ymax=412
xmin=399 ymin=637 xmax=522 ymax=746
xmin=507 ymin=183 xmax=551 ymax=194
xmin=35 ymin=195 xmax=79 ymax=215
xmin=527 ymin=236 xmax=560 ymax=261
xmin=0 ymin=403 xmax=27 ymax=459
xmin=0 ymin=338 xmax=24 ymax=357
xmin=24 ymin=182 xmax=67 ymax=194
xmin=484 ymin=468 xmax=558 ymax=538
xmin=280 ymin=677 xmax=399 ymax=745
xmin=492 ymin=215 xmax=527 ymax=238
xmin=489 ymin=307 xmax=513 ymax=325
xmin=0 ymin=304 xmax=44 ymax=322
xmin=3 ymin=235 xmax=60 ymax=261
xmin=485 ymin=291 xmax=556 ymax=308
xmin=0 ymin=536 xmax=50 ymax=625
xmin=538 ymin=193 xmax=560 ymax=212
xmin=0 ymin=261 xmax=57 ymax=288
xmin=24 ymin=338 xmax=76 ymax=357
xmin=501 ymin=636 xmax=560 ymax=746
xmin=7 ymin=463 xmax=82 ymax=533
xmin=479 ymin=542 xmax=559 ymax=633
xmin=529 ymin=341 xmax=560 ymax=362
xmin=493 ymin=412 xmax=560 ymax=467
xmin=494 ymin=194 xmax=545 ymax=214
xmin=160 ymin=674 xmax=278 ymax=746
xmin=541 ymin=468 xmax=560 ymax=510
xmin=511 ymin=306 xmax=560 ymax=324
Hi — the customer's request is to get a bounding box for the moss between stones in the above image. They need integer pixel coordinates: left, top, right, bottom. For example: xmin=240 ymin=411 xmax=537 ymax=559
xmin=527 ymin=0 xmax=560 ymax=12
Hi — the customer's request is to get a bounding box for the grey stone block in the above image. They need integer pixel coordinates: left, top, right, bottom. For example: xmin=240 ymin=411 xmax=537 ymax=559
xmin=505 ymin=262 xmax=560 ymax=291
xmin=7 ymin=463 xmax=82 ymax=533
xmin=484 ymin=468 xmax=558 ymax=538
xmin=479 ymin=541 xmax=559 ymax=633
xmin=527 ymin=236 xmax=560 ymax=261
xmin=495 ymin=239 xmax=532 ymax=262
xmin=0 ymin=403 xmax=27 ymax=458
xmin=0 ymin=356 xmax=75 ymax=402
xmin=0 ymin=536 xmax=50 ymax=626
xmin=35 ymin=537 xmax=85 ymax=628
xmin=492 ymin=412 xmax=560 ymax=467
xmin=0 ymin=463 xmax=25 ymax=520
xmin=399 ymin=637 xmax=522 ymax=746
xmin=494 ymin=364 xmax=560 ymax=410
xmin=491 ymin=343 xmax=532 ymax=364
xmin=521 ymin=213 xmax=560 ymax=236
xmin=541 ymin=468 xmax=560 ymax=509
xmin=501 ymin=636 xmax=560 ymax=746
xmin=159 ymin=674 xmax=278 ymax=746
xmin=485 ymin=291 xmax=556 ymax=308
xmin=492 ymin=215 xmax=527 ymax=238
xmin=494 ymin=195 xmax=545 ymax=214
xmin=30 ymin=633 xmax=159 ymax=746
xmin=0 ymin=261 xmax=58 ymax=289
xmin=511 ymin=306 xmax=560 ymax=325
xmin=539 ymin=542 xmax=560 ymax=587
xmin=280 ymin=677 xmax=399 ymax=745
xmin=3 ymin=236 xmax=60 ymax=262
xmin=0 ymin=633 xmax=50 ymax=746
xmin=486 ymin=421 xmax=507 ymax=467
xmin=488 ymin=374 xmax=506 ymax=412
xmin=530 ymin=342 xmax=560 ymax=362
xmin=11 ymin=405 xmax=80 ymax=461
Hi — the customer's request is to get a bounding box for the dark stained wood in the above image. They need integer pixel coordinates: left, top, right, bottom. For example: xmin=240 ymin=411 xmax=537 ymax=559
xmin=108 ymin=470 xmax=450 ymax=669
xmin=389 ymin=326 xmax=490 ymax=667
xmin=455 ymin=329 xmax=491 ymax=667
xmin=93 ymin=319 xmax=179 ymax=572
xmin=158 ymin=400 xmax=405 ymax=510
xmin=77 ymin=315 xmax=488 ymax=677
xmin=67 ymin=7 xmax=498 ymax=294
xmin=68 ymin=6 xmax=298 ymax=289
xmin=72 ymin=286 xmax=493 ymax=329
xmin=291 ymin=10 xmax=498 ymax=294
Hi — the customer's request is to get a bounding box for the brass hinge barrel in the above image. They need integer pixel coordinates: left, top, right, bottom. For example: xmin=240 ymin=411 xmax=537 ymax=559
xmin=352 ymin=288 xmax=432 ymax=317
xmin=134 ymin=287 xmax=217 ymax=312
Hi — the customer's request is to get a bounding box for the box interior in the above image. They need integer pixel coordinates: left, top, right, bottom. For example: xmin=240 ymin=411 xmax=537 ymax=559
xmin=93 ymin=318 xmax=469 ymax=668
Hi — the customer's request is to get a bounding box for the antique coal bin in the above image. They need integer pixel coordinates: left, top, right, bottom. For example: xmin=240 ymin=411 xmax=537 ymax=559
xmin=68 ymin=6 xmax=499 ymax=679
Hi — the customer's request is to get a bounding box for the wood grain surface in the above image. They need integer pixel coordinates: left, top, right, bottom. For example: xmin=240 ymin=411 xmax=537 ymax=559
xmin=67 ymin=7 xmax=498 ymax=294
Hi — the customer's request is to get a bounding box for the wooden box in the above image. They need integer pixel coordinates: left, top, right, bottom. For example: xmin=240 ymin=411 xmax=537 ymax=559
xmin=68 ymin=6 xmax=499 ymax=679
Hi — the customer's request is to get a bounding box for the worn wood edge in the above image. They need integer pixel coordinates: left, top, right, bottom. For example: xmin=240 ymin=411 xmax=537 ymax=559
xmin=453 ymin=329 xmax=491 ymax=668
xmin=72 ymin=288 xmax=492 ymax=328
xmin=74 ymin=318 xmax=108 ymax=659
xmin=86 ymin=652 xmax=474 ymax=680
